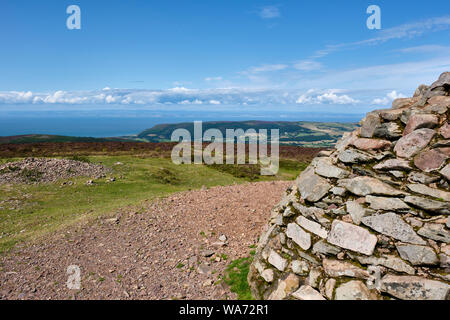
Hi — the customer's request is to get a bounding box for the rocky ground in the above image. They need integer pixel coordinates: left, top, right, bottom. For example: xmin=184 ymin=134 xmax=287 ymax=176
xmin=0 ymin=181 xmax=290 ymax=300
xmin=0 ymin=158 xmax=110 ymax=184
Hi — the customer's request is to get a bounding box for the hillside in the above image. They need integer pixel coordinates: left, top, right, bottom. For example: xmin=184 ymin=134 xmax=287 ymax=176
xmin=137 ymin=121 xmax=358 ymax=147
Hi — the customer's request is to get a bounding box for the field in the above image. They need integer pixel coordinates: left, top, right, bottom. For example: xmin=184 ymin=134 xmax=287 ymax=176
xmin=0 ymin=142 xmax=322 ymax=254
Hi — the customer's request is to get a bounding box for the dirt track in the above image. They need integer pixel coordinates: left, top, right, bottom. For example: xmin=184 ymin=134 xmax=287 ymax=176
xmin=0 ymin=181 xmax=291 ymax=300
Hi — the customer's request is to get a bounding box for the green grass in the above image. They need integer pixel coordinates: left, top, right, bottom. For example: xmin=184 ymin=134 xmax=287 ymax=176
xmin=223 ymin=256 xmax=254 ymax=300
xmin=0 ymin=155 xmax=306 ymax=254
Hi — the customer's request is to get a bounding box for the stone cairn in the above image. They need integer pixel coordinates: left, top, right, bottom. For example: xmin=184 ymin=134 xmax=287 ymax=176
xmin=248 ymin=72 xmax=450 ymax=300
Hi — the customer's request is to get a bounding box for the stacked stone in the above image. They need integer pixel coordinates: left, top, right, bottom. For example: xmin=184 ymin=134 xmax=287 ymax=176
xmin=248 ymin=72 xmax=450 ymax=300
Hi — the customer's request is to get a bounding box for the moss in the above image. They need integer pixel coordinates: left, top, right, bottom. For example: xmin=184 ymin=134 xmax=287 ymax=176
xmin=223 ymin=256 xmax=254 ymax=300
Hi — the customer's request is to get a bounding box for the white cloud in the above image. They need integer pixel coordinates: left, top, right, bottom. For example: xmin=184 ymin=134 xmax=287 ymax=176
xmin=259 ymin=6 xmax=281 ymax=19
xmin=205 ymin=76 xmax=223 ymax=81
xmin=209 ymin=100 xmax=221 ymax=105
xmin=247 ymin=64 xmax=288 ymax=73
xmin=296 ymin=89 xmax=359 ymax=105
xmin=371 ymin=90 xmax=406 ymax=105
xmin=293 ymin=60 xmax=322 ymax=71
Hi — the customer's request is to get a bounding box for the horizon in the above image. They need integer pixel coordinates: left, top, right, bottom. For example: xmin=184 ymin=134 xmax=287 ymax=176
xmin=1 ymin=0 xmax=449 ymax=136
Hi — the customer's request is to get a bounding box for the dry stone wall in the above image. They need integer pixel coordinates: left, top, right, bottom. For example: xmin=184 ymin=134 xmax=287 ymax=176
xmin=248 ymin=72 xmax=450 ymax=300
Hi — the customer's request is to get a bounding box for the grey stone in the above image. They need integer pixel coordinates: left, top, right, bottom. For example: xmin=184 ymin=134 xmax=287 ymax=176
xmin=314 ymin=158 xmax=350 ymax=179
xmin=291 ymin=260 xmax=309 ymax=275
xmin=327 ymin=220 xmax=377 ymax=255
xmin=292 ymin=285 xmax=326 ymax=300
xmin=408 ymin=171 xmax=440 ymax=184
xmin=331 ymin=186 xmax=347 ymax=196
xmin=268 ymin=250 xmax=288 ymax=271
xmin=356 ymin=255 xmax=415 ymax=275
xmin=374 ymin=122 xmax=402 ymax=140
xmin=429 ymin=71 xmax=450 ymax=90
xmin=407 ymin=184 xmax=450 ymax=202
xmin=394 ymin=128 xmax=436 ymax=158
xmin=390 ymin=170 xmax=406 ymax=178
xmin=324 ymin=279 xmax=336 ymax=300
xmin=307 ymin=267 xmax=323 ymax=289
xmin=268 ymin=273 xmax=300 ymax=300
xmin=373 ymin=159 xmax=412 ymax=171
xmin=404 ymin=196 xmax=450 ymax=214
xmin=323 ymin=259 xmax=369 ymax=279
xmin=312 ymin=240 xmax=341 ymax=256
xmin=361 ymin=212 xmax=426 ymax=245
xmin=380 ymin=275 xmax=449 ymax=300
xmin=338 ymin=176 xmax=406 ymax=197
xmin=365 ymin=195 xmax=410 ymax=211
xmin=338 ymin=149 xmax=372 ymax=164
xmin=360 ymin=113 xmax=381 ymax=138
xmin=286 ymin=223 xmax=311 ymax=250
xmin=296 ymin=167 xmax=332 ymax=203
xmin=440 ymin=164 xmax=450 ymax=181
xmin=261 ymin=269 xmax=275 ymax=282
xmin=335 ymin=281 xmax=379 ymax=300
xmin=396 ymin=244 xmax=439 ymax=266
xmin=417 ymin=224 xmax=450 ymax=243
xmin=346 ymin=200 xmax=373 ymax=225
xmin=296 ymin=216 xmax=328 ymax=239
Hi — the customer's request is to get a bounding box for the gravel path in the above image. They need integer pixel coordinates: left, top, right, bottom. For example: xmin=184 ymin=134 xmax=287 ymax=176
xmin=0 ymin=181 xmax=291 ymax=300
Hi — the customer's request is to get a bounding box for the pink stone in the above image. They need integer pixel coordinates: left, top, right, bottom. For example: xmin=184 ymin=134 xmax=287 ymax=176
xmin=414 ymin=149 xmax=447 ymax=172
xmin=403 ymin=114 xmax=439 ymax=136
xmin=394 ymin=128 xmax=436 ymax=158
xmin=440 ymin=123 xmax=450 ymax=139
xmin=353 ymin=138 xmax=392 ymax=151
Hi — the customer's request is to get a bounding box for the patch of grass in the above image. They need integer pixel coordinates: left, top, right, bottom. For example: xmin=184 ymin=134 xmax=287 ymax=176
xmin=67 ymin=155 xmax=91 ymax=163
xmin=223 ymin=256 xmax=254 ymax=300
xmin=176 ymin=263 xmax=185 ymax=269
xmin=151 ymin=167 xmax=180 ymax=185
xmin=208 ymin=164 xmax=261 ymax=181
xmin=0 ymin=155 xmax=248 ymax=253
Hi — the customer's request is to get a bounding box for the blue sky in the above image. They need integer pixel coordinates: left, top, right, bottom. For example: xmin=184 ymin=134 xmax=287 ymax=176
xmin=1 ymin=0 xmax=450 ymax=116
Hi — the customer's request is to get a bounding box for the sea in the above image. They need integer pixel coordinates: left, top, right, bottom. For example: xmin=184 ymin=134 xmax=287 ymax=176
xmin=0 ymin=110 xmax=364 ymax=138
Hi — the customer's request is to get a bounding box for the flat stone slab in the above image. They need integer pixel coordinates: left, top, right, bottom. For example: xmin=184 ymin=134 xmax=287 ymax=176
xmin=396 ymin=244 xmax=439 ymax=266
xmin=373 ymin=159 xmax=412 ymax=171
xmin=313 ymin=158 xmax=349 ymax=179
xmin=296 ymin=167 xmax=331 ymax=202
xmin=338 ymin=176 xmax=406 ymax=197
xmin=286 ymin=223 xmax=311 ymax=250
xmin=338 ymin=149 xmax=372 ymax=164
xmin=335 ymin=280 xmax=379 ymax=300
xmin=417 ymin=223 xmax=450 ymax=243
xmin=440 ymin=164 xmax=450 ymax=181
xmin=296 ymin=216 xmax=328 ymax=239
xmin=414 ymin=149 xmax=447 ymax=172
xmin=312 ymin=240 xmax=341 ymax=256
xmin=292 ymin=285 xmax=326 ymax=300
xmin=346 ymin=200 xmax=373 ymax=225
xmin=327 ymin=220 xmax=377 ymax=255
xmin=356 ymin=255 xmax=415 ymax=275
xmin=365 ymin=195 xmax=410 ymax=211
xmin=394 ymin=128 xmax=436 ymax=158
xmin=352 ymin=138 xmax=392 ymax=151
xmin=268 ymin=250 xmax=288 ymax=272
xmin=323 ymin=259 xmax=369 ymax=279
xmin=361 ymin=212 xmax=426 ymax=245
xmin=403 ymin=114 xmax=439 ymax=136
xmin=440 ymin=122 xmax=450 ymax=139
xmin=380 ymin=275 xmax=449 ymax=300
xmin=404 ymin=196 xmax=450 ymax=214
xmin=407 ymin=184 xmax=450 ymax=202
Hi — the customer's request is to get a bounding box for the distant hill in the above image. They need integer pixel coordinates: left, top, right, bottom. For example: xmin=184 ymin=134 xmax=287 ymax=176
xmin=0 ymin=134 xmax=131 ymax=145
xmin=0 ymin=121 xmax=358 ymax=147
xmin=137 ymin=121 xmax=358 ymax=147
